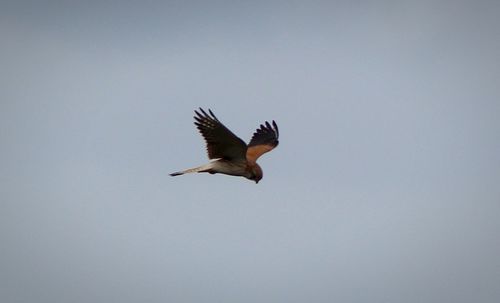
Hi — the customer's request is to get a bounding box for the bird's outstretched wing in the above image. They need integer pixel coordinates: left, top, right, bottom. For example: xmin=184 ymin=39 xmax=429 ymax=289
xmin=194 ymin=108 xmax=247 ymax=160
xmin=246 ymin=120 xmax=279 ymax=164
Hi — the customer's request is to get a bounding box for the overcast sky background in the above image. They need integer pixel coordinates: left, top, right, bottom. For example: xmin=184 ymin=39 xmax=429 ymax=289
xmin=1 ymin=1 xmax=500 ymax=302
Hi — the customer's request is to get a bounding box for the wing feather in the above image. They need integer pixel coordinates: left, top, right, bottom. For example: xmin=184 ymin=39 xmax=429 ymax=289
xmin=246 ymin=120 xmax=279 ymax=163
xmin=194 ymin=108 xmax=247 ymax=160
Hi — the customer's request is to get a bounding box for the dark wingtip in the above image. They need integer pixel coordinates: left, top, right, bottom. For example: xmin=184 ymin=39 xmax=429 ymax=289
xmin=170 ymin=172 xmax=182 ymax=176
xmin=194 ymin=108 xmax=218 ymax=121
xmin=199 ymin=108 xmax=208 ymax=116
xmin=194 ymin=108 xmax=202 ymax=119
xmin=208 ymin=109 xmax=217 ymax=119
xmin=272 ymin=120 xmax=279 ymax=137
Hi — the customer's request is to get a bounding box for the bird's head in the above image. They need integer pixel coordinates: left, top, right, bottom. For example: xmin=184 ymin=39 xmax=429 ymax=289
xmin=248 ymin=164 xmax=263 ymax=184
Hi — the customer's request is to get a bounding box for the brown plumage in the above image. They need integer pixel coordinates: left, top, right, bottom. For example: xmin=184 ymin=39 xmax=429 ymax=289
xmin=170 ymin=108 xmax=279 ymax=183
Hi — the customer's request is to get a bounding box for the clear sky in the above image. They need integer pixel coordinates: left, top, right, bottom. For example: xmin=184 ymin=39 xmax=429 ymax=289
xmin=1 ymin=1 xmax=499 ymax=302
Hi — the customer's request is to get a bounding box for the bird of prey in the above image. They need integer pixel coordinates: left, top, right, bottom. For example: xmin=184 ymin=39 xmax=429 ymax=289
xmin=170 ymin=108 xmax=279 ymax=183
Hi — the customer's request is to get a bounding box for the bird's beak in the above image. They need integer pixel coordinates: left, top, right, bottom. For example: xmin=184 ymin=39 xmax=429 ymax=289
xmin=255 ymin=180 xmax=259 ymax=184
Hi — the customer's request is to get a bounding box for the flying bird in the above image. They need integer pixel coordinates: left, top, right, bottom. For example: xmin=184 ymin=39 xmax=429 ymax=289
xmin=170 ymin=108 xmax=279 ymax=183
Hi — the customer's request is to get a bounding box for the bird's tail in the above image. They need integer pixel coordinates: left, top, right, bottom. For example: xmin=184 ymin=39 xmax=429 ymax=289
xmin=169 ymin=163 xmax=212 ymax=177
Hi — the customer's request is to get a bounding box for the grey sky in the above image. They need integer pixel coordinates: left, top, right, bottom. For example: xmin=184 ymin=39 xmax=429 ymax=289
xmin=1 ymin=1 xmax=499 ymax=302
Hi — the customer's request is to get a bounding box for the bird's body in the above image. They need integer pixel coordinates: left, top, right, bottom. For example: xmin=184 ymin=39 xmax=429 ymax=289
xmin=170 ymin=108 xmax=279 ymax=183
xmin=170 ymin=158 xmax=251 ymax=178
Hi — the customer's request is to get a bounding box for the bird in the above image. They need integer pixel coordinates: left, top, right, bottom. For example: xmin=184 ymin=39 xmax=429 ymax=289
xmin=170 ymin=108 xmax=279 ymax=183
